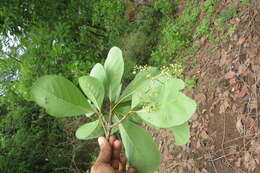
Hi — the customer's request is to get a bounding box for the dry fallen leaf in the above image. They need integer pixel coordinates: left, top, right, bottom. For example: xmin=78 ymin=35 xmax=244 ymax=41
xmin=250 ymin=142 xmax=260 ymax=155
xmin=244 ymin=151 xmax=251 ymax=166
xmin=249 ymin=98 xmax=258 ymax=110
xmin=219 ymin=49 xmax=229 ymax=66
xmin=178 ymin=167 xmax=184 ymax=173
xmin=199 ymin=11 xmax=206 ymax=20
xmin=238 ymin=64 xmax=248 ymax=76
xmin=244 ymin=151 xmax=256 ymax=171
xmin=243 ymin=117 xmax=256 ymax=134
xmin=225 ymin=71 xmax=236 ymax=79
xmin=187 ymin=159 xmax=194 ymax=171
xmin=195 ymin=169 xmax=201 ymax=173
xmin=235 ymin=86 xmax=249 ymax=98
xmin=213 ymin=19 xmax=220 ymax=26
xmin=219 ymin=99 xmax=230 ymax=114
xmin=229 ymin=78 xmax=237 ymax=85
xmin=247 ymin=47 xmax=258 ymax=58
xmin=235 ymin=158 xmax=242 ymax=168
xmin=200 ymin=130 xmax=209 ymax=139
xmin=256 ymin=144 xmax=260 ymax=155
xmin=195 ymin=93 xmax=207 ymax=103
xmin=237 ymin=37 xmax=246 ymax=45
xmin=236 ymin=117 xmax=243 ymax=134
xmin=229 ymin=17 xmax=240 ymax=25
xmin=192 ymin=121 xmax=200 ymax=128
xmin=230 ymin=18 xmax=237 ymax=25
xmin=164 ymin=155 xmax=173 ymax=162
xmin=200 ymin=36 xmax=207 ymax=45
xmin=196 ymin=140 xmax=201 ymax=149
xmin=201 ymin=168 xmax=209 ymax=173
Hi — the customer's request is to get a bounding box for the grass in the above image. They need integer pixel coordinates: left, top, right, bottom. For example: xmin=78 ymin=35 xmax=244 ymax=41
xmin=150 ymin=0 xmax=202 ymax=65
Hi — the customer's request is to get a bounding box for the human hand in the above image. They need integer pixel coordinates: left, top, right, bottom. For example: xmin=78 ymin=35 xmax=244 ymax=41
xmin=91 ymin=136 xmax=137 ymax=173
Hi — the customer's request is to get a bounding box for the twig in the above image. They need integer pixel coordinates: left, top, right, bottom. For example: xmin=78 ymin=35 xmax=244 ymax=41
xmin=109 ymin=111 xmax=135 ymax=128
xmin=221 ymin=113 xmax=236 ymax=171
xmin=111 ymin=101 xmax=120 ymax=113
xmin=208 ymin=152 xmax=218 ymax=173
xmin=109 ymin=103 xmax=113 ymax=124
xmin=211 ymin=152 xmax=239 ymax=162
xmin=253 ymin=68 xmax=259 ymax=131
xmin=95 ymin=111 xmax=109 ymax=138
xmin=224 ymin=132 xmax=260 ymax=145
xmin=106 ymin=103 xmax=113 ymax=139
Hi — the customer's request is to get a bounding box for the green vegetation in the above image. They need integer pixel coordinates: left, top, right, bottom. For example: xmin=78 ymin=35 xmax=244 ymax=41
xmin=0 ymin=0 xmax=242 ymax=172
xmin=0 ymin=0 xmax=126 ymax=172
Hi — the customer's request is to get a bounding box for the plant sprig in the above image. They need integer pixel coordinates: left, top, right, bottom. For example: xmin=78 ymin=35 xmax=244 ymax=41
xmin=31 ymin=47 xmax=197 ymax=173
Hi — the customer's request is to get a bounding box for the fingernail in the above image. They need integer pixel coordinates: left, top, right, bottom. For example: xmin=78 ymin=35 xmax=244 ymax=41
xmin=98 ymin=137 xmax=105 ymax=146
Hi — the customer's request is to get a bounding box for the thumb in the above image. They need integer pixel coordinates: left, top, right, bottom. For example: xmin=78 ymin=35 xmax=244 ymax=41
xmin=96 ymin=137 xmax=112 ymax=163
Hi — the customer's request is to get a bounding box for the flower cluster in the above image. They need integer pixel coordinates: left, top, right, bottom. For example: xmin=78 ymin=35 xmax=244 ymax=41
xmin=160 ymin=63 xmax=183 ymax=78
xmin=132 ymin=65 xmax=151 ymax=74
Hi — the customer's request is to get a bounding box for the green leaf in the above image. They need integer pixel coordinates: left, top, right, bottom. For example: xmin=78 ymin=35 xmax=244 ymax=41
xmin=76 ymin=120 xmax=104 ymax=140
xmin=114 ymin=104 xmax=131 ymax=115
xmin=116 ymin=83 xmax=122 ymax=101
xmin=85 ymin=112 xmax=94 ymax=117
xmin=137 ymin=79 xmax=196 ymax=128
xmin=118 ymin=118 xmax=160 ymax=173
xmin=90 ymin=63 xmax=106 ymax=87
xmin=119 ymin=67 xmax=159 ymax=104
xmin=104 ymin=47 xmax=124 ymax=101
xmin=85 ymin=103 xmax=96 ymax=117
xmin=131 ymin=74 xmax=170 ymax=108
xmin=31 ymin=75 xmax=93 ymax=117
xmin=170 ymin=122 xmax=190 ymax=146
xmin=111 ymin=126 xmax=119 ymax=135
xmin=79 ymin=76 xmax=104 ymax=110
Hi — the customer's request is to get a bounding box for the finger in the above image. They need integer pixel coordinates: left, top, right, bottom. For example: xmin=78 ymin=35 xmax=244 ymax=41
xmin=127 ymin=168 xmax=137 ymax=173
xmin=112 ymin=140 xmax=122 ymax=160
xmin=119 ymin=162 xmax=125 ymax=173
xmin=118 ymin=157 xmax=127 ymax=173
xmin=112 ymin=159 xmax=119 ymax=169
xmin=109 ymin=136 xmax=116 ymax=145
xmin=120 ymin=157 xmax=127 ymax=167
xmin=96 ymin=137 xmax=112 ymax=163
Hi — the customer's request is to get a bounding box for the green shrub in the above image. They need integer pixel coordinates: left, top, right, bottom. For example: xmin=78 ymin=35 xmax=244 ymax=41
xmin=150 ymin=0 xmax=201 ymax=65
xmin=0 ymin=100 xmax=73 ymax=172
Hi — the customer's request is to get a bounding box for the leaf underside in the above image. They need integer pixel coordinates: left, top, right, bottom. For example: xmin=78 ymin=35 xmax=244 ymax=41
xmin=76 ymin=120 xmax=104 ymax=140
xmin=31 ymin=75 xmax=93 ymax=117
xmin=79 ymin=76 xmax=104 ymax=111
xmin=104 ymin=47 xmax=124 ymax=101
xmin=118 ymin=117 xmax=160 ymax=173
xmin=90 ymin=63 xmax=107 ymax=87
xmin=137 ymin=78 xmax=196 ymax=128
xmin=170 ymin=122 xmax=190 ymax=146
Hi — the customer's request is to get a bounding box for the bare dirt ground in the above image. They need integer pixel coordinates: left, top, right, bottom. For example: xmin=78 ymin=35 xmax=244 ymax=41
xmin=152 ymin=1 xmax=260 ymax=173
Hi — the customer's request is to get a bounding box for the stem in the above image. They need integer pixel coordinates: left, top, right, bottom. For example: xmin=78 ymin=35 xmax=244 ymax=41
xmin=111 ymin=101 xmax=120 ymax=113
xmin=109 ymin=111 xmax=135 ymax=128
xmin=108 ymin=103 xmax=113 ymax=125
xmin=106 ymin=103 xmax=114 ymax=139
xmin=96 ymin=111 xmax=109 ymax=138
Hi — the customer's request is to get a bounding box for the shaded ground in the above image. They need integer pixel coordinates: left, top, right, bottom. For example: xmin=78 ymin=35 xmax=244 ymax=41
xmin=151 ymin=1 xmax=260 ymax=173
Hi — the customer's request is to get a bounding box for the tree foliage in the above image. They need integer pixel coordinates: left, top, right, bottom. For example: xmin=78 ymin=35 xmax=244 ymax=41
xmin=1 ymin=0 xmax=198 ymax=172
xmin=0 ymin=0 xmax=126 ymax=172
